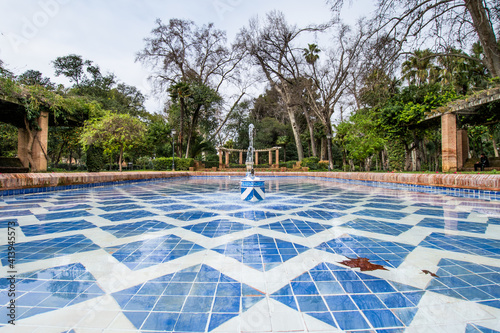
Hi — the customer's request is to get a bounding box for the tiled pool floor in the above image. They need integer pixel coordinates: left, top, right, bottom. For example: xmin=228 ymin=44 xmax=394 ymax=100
xmin=2 ymin=177 xmax=500 ymax=332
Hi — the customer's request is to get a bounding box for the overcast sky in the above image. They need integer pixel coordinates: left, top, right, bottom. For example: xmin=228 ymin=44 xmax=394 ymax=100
xmin=0 ymin=0 xmax=374 ymax=113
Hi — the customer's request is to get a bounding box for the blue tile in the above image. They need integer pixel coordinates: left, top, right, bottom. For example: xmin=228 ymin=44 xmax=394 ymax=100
xmin=167 ymin=211 xmax=219 ymax=221
xmin=293 ymin=209 xmax=345 ymax=221
xmin=183 ymin=220 xmax=251 ymax=238
xmin=324 ymin=295 xmax=357 ymax=311
xmin=417 ymin=217 xmax=487 ymax=234
xmin=230 ymin=210 xmax=282 ymax=221
xmin=21 ymin=220 xmax=96 ymax=236
xmin=316 ymin=234 xmax=415 ymax=269
xmin=98 ymin=204 xmax=143 ymax=212
xmin=99 ymin=209 xmax=157 ymax=222
xmin=101 ymin=220 xmax=176 ymax=238
xmin=0 ymin=235 xmax=100 ymax=265
xmin=420 ymin=233 xmax=500 ymax=259
xmin=212 ymin=234 xmax=309 ymax=271
xmin=259 ymin=218 xmax=332 ymax=237
xmin=35 ymin=210 xmax=93 ymax=221
xmin=351 ymin=294 xmax=387 ymax=309
xmin=296 ymin=295 xmax=329 ymax=312
xmin=363 ymin=309 xmax=404 ymax=328
xmin=113 ymin=264 xmax=264 ymax=331
xmin=341 ymin=218 xmax=413 ymax=236
xmin=352 ymin=209 xmax=409 ymax=220
xmin=333 ymin=310 xmax=371 ymax=330
xmin=105 ymin=235 xmax=204 ymax=270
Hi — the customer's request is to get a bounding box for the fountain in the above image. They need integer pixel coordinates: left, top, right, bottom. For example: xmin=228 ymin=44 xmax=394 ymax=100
xmin=241 ymin=124 xmax=265 ymax=201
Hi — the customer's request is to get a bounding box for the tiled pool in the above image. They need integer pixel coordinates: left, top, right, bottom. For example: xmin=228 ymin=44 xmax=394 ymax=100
xmin=2 ymin=176 xmax=500 ymax=332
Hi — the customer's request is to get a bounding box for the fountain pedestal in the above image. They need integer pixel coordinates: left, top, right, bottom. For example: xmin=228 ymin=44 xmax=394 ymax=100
xmin=241 ymin=177 xmax=265 ymax=201
xmin=240 ymin=161 xmax=265 ymax=201
xmin=240 ymin=124 xmax=265 ymax=201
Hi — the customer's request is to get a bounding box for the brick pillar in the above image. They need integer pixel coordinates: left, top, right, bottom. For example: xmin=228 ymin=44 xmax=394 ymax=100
xmin=275 ymin=149 xmax=279 ymax=166
xmin=255 ymin=151 xmax=259 ymax=165
xmin=32 ymin=111 xmax=49 ymax=172
xmin=457 ymin=129 xmax=469 ymax=171
xmin=442 ymin=113 xmax=457 ymax=172
xmin=239 ymin=151 xmax=243 ymax=164
xmin=269 ymin=150 xmax=272 ymax=166
xmin=219 ymin=150 xmax=223 ymax=168
xmin=225 ymin=151 xmax=229 ymax=166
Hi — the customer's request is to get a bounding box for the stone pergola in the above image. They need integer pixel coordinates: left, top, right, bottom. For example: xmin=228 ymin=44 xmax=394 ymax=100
xmin=0 ymin=98 xmax=50 ymax=172
xmin=217 ymin=147 xmax=281 ymax=168
xmin=425 ymin=87 xmax=500 ymax=172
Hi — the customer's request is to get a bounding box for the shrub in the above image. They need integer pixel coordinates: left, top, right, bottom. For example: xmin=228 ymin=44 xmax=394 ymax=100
xmin=204 ymin=161 xmax=219 ymax=168
xmin=301 ymin=157 xmax=320 ymax=170
xmin=86 ymin=145 xmax=104 ymax=172
xmin=152 ymin=157 xmax=194 ymax=171
xmin=175 ymin=158 xmax=194 ymax=170
xmin=153 ymin=157 xmax=172 ymax=170
xmin=136 ymin=156 xmax=153 ymax=169
xmin=318 ymin=161 xmax=329 ymax=170
xmin=229 ymin=163 xmax=245 ymax=168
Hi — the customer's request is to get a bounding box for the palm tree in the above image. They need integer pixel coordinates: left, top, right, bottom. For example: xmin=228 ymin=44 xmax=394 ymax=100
xmin=401 ymin=49 xmax=439 ymax=86
xmin=303 ymin=44 xmax=321 ymax=65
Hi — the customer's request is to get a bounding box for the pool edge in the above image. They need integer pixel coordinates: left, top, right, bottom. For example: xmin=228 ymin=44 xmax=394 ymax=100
xmin=1 ymin=171 xmax=499 ymax=199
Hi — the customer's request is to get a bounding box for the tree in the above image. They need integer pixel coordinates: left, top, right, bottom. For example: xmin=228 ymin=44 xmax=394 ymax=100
xmin=303 ymin=23 xmax=368 ymax=169
xmin=328 ymin=0 xmax=500 ymax=77
xmin=237 ymin=11 xmax=326 ymax=160
xmin=80 ymin=112 xmax=146 ymax=172
xmin=17 ymin=70 xmax=55 ymax=89
xmin=401 ymin=49 xmax=440 ymax=86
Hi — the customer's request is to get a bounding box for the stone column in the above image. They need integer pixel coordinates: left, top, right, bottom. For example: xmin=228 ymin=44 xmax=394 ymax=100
xmin=275 ymin=149 xmax=279 ymax=166
xmin=457 ymin=129 xmax=469 ymax=171
xmin=219 ymin=150 xmax=223 ymax=168
xmin=17 ymin=111 xmax=49 ymax=171
xmin=32 ymin=111 xmax=49 ymax=172
xmin=442 ymin=113 xmax=457 ymax=172
xmin=268 ymin=150 xmax=272 ymax=166
xmin=225 ymin=151 xmax=230 ymax=167
xmin=239 ymin=151 xmax=243 ymax=165
xmin=255 ymin=151 xmax=259 ymax=165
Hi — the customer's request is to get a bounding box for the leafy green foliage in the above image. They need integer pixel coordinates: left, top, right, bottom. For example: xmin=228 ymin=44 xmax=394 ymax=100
xmin=152 ymin=157 xmax=194 ymax=170
xmin=80 ymin=112 xmax=146 ymax=171
xmin=86 ymin=145 xmax=104 ymax=172
xmin=0 ymin=123 xmax=17 ymax=157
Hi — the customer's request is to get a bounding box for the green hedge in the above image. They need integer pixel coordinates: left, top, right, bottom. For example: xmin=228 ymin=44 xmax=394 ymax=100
xmin=204 ymin=161 xmax=219 ymax=168
xmin=152 ymin=157 xmax=194 ymax=171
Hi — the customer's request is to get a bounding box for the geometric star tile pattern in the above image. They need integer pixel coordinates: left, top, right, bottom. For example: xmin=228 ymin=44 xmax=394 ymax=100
xmin=183 ymin=220 xmax=251 ymax=238
xmin=105 ymin=235 xmax=205 ymax=270
xmin=212 ymin=234 xmax=309 ymax=271
xmin=0 ymin=263 xmax=104 ymax=324
xmin=316 ymin=234 xmax=416 ymax=268
xmin=426 ymin=258 xmax=500 ymax=308
xmin=3 ymin=177 xmax=500 ymax=332
xmin=271 ymin=262 xmax=424 ymax=331
xmin=100 ymin=220 xmax=176 ymax=238
xmin=340 ymin=218 xmax=413 ymax=236
xmin=111 ymin=264 xmax=265 ymax=332
xmin=0 ymin=234 xmax=100 ymax=265
xmin=259 ymin=218 xmax=332 ymax=237
xmin=419 ymin=233 xmax=500 ymax=259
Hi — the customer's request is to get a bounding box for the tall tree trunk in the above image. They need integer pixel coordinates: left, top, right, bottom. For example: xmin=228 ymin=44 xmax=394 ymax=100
xmin=465 ymin=0 xmax=500 ymax=77
xmin=179 ymin=98 xmax=186 ymax=158
xmin=489 ymin=125 xmax=500 ymax=158
xmin=287 ymin=106 xmax=304 ymax=161
xmin=303 ymin=105 xmax=317 ymax=157
xmin=118 ymin=145 xmax=123 ymax=172
xmin=185 ymin=104 xmax=202 ymax=158
xmin=326 ymin=125 xmax=334 ymax=170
